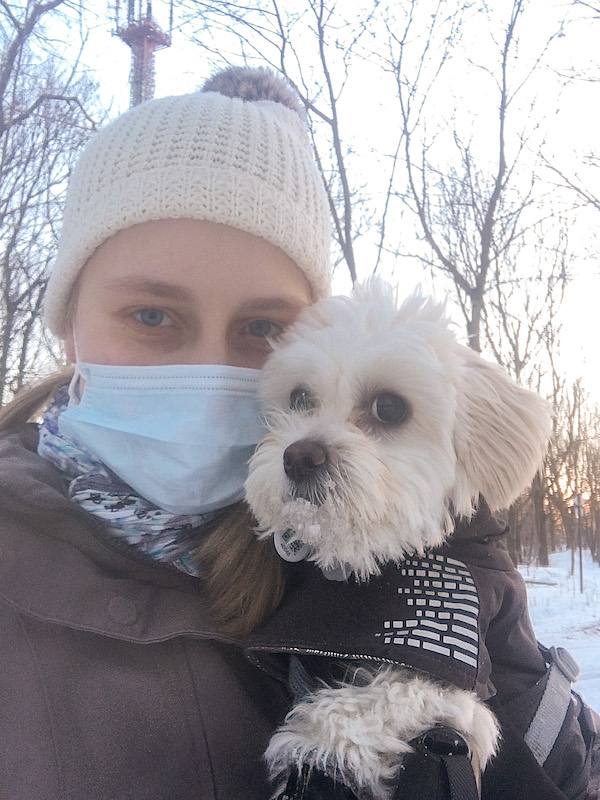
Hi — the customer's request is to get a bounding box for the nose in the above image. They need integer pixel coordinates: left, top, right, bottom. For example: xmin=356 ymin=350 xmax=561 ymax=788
xmin=283 ymin=440 xmax=328 ymax=482
xmin=190 ymin=331 xmax=232 ymax=366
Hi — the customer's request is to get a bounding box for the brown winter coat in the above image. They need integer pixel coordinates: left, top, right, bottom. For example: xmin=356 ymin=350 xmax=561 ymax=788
xmin=0 ymin=424 xmax=289 ymax=800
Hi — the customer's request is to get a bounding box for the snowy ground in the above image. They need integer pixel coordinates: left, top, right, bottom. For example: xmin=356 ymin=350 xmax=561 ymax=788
xmin=519 ymin=549 xmax=600 ymax=709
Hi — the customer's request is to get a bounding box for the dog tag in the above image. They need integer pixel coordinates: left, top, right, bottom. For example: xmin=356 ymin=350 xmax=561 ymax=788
xmin=274 ymin=529 xmax=312 ymax=562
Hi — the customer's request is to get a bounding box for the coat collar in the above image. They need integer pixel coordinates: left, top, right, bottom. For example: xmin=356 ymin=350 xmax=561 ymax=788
xmin=452 ymin=496 xmax=508 ymax=542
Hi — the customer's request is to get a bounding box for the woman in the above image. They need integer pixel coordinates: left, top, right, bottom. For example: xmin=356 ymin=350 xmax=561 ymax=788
xmin=0 ymin=66 xmax=330 ymax=800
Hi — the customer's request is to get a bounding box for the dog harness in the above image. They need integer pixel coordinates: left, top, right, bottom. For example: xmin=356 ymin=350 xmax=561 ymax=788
xmin=247 ymin=501 xmax=545 ymax=703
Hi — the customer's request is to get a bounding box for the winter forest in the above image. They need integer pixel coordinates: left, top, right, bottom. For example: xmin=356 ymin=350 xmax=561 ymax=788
xmin=2 ymin=0 xmax=600 ymax=574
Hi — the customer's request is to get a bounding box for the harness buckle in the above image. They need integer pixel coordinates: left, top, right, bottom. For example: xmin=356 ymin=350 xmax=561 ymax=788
xmin=544 ymin=645 xmax=580 ymax=683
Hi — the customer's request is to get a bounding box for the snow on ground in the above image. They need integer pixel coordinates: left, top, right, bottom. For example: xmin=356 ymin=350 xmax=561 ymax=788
xmin=519 ymin=549 xmax=600 ymax=710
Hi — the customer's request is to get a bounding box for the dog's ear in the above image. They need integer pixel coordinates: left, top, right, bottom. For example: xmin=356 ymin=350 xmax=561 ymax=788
xmin=450 ymin=347 xmax=552 ymax=514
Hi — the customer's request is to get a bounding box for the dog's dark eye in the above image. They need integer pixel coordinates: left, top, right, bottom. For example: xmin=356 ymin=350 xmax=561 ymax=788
xmin=290 ymin=388 xmax=317 ymax=411
xmin=371 ymin=392 xmax=410 ymax=425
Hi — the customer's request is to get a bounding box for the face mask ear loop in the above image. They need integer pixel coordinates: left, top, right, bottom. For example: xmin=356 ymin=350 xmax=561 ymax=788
xmin=67 ymin=331 xmax=83 ymax=405
xmin=67 ymin=369 xmax=84 ymax=405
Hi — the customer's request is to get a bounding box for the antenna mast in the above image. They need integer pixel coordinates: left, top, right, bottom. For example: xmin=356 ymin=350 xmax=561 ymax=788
xmin=115 ymin=1 xmax=173 ymax=107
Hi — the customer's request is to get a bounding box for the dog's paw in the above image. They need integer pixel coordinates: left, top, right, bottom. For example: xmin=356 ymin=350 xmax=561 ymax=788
xmin=265 ymin=666 xmax=499 ymax=800
xmin=265 ymin=675 xmax=413 ymax=799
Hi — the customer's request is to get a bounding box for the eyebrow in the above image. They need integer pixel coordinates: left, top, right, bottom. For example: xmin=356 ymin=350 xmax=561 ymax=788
xmin=237 ymin=297 xmax=308 ymax=315
xmin=103 ymin=277 xmax=191 ymax=301
xmin=103 ymin=277 xmax=308 ymax=313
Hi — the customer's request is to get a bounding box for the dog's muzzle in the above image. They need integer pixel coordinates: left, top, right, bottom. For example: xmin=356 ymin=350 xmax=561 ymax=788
xmin=283 ymin=439 xmax=330 ymax=503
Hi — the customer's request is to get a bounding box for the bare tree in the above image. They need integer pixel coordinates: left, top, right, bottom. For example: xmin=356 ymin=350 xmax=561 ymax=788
xmin=0 ymin=1 xmax=99 ymax=403
xmin=573 ymin=1 xmax=600 ymax=12
xmin=583 ymin=406 xmax=600 ymax=563
xmin=382 ymin=0 xmax=572 ymax=355
xmin=533 ymin=1 xmax=600 ymax=257
xmin=545 ymin=378 xmax=591 ymax=573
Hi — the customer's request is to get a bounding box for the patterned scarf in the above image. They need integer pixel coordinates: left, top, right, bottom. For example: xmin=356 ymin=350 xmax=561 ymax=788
xmin=37 ymin=385 xmax=224 ymax=577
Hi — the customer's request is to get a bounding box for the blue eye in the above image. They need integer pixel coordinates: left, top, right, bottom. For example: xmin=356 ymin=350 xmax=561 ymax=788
xmin=246 ymin=319 xmax=279 ymax=338
xmin=135 ymin=308 xmax=171 ymax=327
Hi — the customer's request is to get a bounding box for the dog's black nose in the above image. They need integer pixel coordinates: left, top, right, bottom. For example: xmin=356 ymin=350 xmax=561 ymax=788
xmin=283 ymin=440 xmax=328 ymax=482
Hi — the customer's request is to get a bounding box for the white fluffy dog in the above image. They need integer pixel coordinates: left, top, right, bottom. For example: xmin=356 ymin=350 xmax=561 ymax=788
xmin=245 ymin=280 xmax=552 ymax=799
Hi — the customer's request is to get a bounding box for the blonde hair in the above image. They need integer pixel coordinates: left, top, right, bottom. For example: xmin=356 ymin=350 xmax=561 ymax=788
xmin=198 ymin=503 xmax=285 ymax=638
xmin=0 ymin=372 xmax=284 ymax=639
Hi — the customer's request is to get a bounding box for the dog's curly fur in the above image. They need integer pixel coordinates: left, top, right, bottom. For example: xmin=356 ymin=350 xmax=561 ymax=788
xmin=245 ymin=280 xmax=552 ymax=798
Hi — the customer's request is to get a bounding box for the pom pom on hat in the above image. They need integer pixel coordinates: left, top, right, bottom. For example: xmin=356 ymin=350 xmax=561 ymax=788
xmin=202 ymin=65 xmax=306 ymax=116
xmin=44 ymin=66 xmax=331 ymax=335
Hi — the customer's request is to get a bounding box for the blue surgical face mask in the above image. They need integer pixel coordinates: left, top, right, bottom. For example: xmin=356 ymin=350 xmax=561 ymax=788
xmin=58 ymin=363 xmax=267 ymax=515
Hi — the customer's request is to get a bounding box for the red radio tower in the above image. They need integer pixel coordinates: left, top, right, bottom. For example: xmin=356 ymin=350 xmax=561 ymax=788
xmin=115 ymin=1 xmax=173 ymax=107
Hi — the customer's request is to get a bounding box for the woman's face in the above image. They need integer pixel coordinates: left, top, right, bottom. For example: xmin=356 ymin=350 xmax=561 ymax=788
xmin=63 ymin=219 xmax=313 ymax=369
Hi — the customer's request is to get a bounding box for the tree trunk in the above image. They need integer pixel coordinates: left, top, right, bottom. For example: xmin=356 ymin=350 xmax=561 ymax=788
xmin=532 ymin=473 xmax=548 ymax=566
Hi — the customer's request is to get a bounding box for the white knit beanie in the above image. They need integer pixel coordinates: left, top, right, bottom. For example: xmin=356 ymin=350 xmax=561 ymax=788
xmin=44 ymin=67 xmax=331 ymax=334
